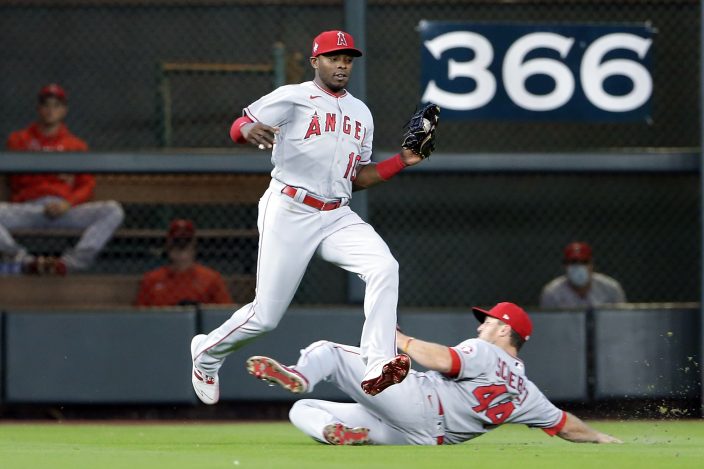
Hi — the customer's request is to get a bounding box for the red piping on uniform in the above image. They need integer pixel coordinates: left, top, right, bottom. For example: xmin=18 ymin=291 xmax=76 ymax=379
xmin=195 ymin=304 xmax=256 ymax=360
xmin=243 ymin=108 xmax=260 ymax=123
xmin=195 ymin=191 xmax=273 ymax=360
xmin=542 ymin=411 xmax=568 ymax=436
xmin=436 ymin=399 xmax=445 ymax=445
xmin=313 ymin=81 xmax=347 ymax=98
xmin=255 ymin=191 xmax=272 ymax=289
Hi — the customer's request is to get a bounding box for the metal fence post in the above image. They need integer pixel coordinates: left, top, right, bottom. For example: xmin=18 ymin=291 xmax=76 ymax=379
xmin=699 ymin=0 xmax=704 ymax=418
xmin=345 ymin=0 xmax=367 ymax=304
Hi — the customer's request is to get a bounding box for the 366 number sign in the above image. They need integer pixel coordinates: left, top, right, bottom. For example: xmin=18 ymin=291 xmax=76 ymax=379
xmin=420 ymin=22 xmax=654 ymax=121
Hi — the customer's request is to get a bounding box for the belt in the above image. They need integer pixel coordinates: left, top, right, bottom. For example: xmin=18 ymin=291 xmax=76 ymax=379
xmin=281 ymin=185 xmax=342 ymax=211
xmin=436 ymin=399 xmax=445 ymax=445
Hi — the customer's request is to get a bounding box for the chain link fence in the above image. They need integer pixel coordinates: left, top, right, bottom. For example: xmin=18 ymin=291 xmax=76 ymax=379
xmin=0 ymin=1 xmax=700 ymax=309
xmin=0 ymin=0 xmax=698 ymax=151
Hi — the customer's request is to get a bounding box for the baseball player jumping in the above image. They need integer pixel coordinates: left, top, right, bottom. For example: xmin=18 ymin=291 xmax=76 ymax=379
xmin=246 ymin=302 xmax=622 ymax=445
xmin=191 ymin=30 xmax=437 ymax=404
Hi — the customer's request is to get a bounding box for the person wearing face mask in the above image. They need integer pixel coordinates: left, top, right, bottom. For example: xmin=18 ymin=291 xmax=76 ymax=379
xmin=539 ymin=241 xmax=626 ymax=309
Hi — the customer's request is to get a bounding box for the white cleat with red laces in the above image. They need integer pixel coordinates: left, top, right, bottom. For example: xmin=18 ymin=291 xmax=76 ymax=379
xmin=191 ymin=334 xmax=220 ymax=405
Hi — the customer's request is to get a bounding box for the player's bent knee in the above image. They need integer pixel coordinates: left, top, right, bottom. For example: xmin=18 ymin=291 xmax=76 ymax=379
xmin=104 ymin=200 xmax=125 ymax=223
xmin=255 ymin=315 xmax=283 ymax=333
xmin=300 ymin=339 xmax=333 ymax=357
xmin=369 ymin=257 xmax=399 ymax=281
xmin=387 ymin=257 xmax=399 ymax=275
xmin=307 ymin=339 xmax=331 ymax=349
xmin=250 ymin=301 xmax=289 ymax=332
xmin=289 ymin=399 xmax=317 ymax=424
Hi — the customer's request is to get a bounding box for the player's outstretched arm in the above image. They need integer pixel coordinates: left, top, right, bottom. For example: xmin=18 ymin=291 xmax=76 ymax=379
xmin=396 ymin=331 xmax=453 ymax=373
xmin=557 ymin=412 xmax=622 ymax=444
xmin=353 ymin=148 xmax=424 ymax=191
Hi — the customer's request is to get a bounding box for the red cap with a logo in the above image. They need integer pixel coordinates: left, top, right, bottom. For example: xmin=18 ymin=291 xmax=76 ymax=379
xmin=563 ymin=241 xmax=592 ymax=263
xmin=311 ymin=30 xmax=363 ymax=57
xmin=38 ymin=83 xmax=67 ymax=103
xmin=472 ymin=302 xmax=533 ymax=341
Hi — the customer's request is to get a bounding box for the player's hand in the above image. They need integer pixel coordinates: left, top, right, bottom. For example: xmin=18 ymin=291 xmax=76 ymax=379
xmin=241 ymin=122 xmax=279 ymax=150
xmin=596 ymin=433 xmax=623 ymax=444
xmin=44 ymin=200 xmax=71 ymax=218
xmin=400 ymin=147 xmax=424 ymax=167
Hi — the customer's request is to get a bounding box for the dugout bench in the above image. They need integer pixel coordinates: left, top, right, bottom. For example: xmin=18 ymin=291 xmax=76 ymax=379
xmin=0 ymin=173 xmax=268 ymax=308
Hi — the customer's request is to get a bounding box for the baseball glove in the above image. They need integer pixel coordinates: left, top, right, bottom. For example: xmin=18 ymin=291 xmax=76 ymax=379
xmin=401 ymin=103 xmax=440 ymax=159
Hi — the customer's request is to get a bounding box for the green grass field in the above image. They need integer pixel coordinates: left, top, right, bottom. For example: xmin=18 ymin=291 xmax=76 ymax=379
xmin=1 ymin=420 xmax=702 ymax=469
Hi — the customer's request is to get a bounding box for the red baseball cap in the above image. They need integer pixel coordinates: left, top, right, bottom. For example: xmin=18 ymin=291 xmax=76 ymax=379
xmin=472 ymin=302 xmax=533 ymax=341
xmin=167 ymin=219 xmax=196 ymax=242
xmin=38 ymin=83 xmax=67 ymax=103
xmin=563 ymin=241 xmax=592 ymax=263
xmin=312 ymin=30 xmax=363 ymax=57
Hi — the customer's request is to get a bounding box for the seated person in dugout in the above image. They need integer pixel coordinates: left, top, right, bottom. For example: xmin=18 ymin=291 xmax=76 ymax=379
xmin=135 ymin=219 xmax=233 ymax=307
xmin=540 ymin=241 xmax=626 ymax=309
xmin=1 ymin=83 xmax=124 ymax=275
xmin=245 ymin=301 xmax=622 ymax=446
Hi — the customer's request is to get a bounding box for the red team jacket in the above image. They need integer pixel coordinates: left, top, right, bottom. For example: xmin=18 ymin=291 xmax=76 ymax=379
xmin=136 ymin=264 xmax=234 ymax=307
xmin=5 ymin=122 xmax=94 ymax=205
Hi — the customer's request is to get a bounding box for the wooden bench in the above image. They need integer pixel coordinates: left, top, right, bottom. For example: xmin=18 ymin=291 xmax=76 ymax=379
xmin=0 ymin=273 xmax=256 ymax=310
xmin=0 ymin=174 xmax=268 ymax=308
xmin=93 ymin=174 xmax=269 ymax=204
xmin=8 ymin=227 xmax=258 ymax=240
xmin=1 ymin=173 xmax=270 ymax=202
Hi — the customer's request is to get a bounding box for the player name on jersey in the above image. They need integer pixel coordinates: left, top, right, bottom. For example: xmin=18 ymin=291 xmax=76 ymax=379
xmin=495 ymin=357 xmax=529 ymax=404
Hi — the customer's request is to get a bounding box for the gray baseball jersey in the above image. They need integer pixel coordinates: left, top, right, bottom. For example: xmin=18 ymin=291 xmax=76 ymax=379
xmin=430 ymin=338 xmax=565 ymax=444
xmin=244 ymin=81 xmax=373 ymax=200
xmin=286 ymin=339 xmax=566 ymax=445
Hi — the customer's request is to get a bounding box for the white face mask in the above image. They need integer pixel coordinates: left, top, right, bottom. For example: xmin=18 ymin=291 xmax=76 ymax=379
xmin=567 ymin=264 xmax=590 ymax=288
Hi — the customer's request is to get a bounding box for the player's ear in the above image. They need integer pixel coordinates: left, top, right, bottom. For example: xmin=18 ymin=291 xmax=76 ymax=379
xmin=310 ymin=56 xmax=319 ymax=69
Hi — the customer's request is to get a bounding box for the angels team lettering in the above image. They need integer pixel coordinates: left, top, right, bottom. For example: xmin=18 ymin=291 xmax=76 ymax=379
xmin=304 ymin=112 xmax=365 ymax=141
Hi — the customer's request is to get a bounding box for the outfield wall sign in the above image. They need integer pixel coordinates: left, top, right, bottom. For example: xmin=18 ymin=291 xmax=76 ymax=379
xmin=420 ymin=21 xmax=654 ymax=121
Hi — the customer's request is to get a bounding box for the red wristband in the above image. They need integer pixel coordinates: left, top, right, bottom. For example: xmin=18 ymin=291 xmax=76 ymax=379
xmin=229 ymin=115 xmax=254 ymax=144
xmin=376 ymin=153 xmax=406 ymax=180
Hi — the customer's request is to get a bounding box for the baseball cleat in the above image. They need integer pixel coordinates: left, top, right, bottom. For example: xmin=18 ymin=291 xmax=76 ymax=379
xmin=246 ymin=355 xmax=308 ymax=393
xmin=360 ymin=353 xmax=411 ymax=396
xmin=323 ymin=423 xmax=371 ymax=445
xmin=191 ymin=334 xmax=220 ymax=405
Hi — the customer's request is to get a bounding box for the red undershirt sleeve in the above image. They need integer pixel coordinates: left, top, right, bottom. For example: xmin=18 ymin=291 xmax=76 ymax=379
xmin=442 ymin=348 xmax=462 ymax=379
xmin=542 ymin=411 xmax=568 ymax=436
